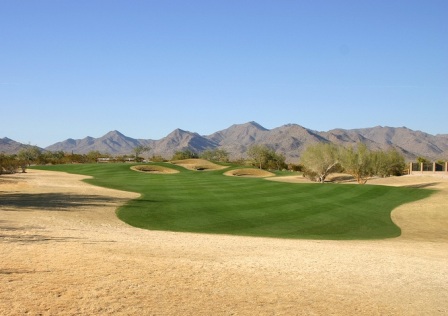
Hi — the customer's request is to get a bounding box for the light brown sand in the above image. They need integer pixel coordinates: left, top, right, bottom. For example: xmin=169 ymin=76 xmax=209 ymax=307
xmin=224 ymin=168 xmax=275 ymax=178
xmin=1 ymin=170 xmax=447 ymax=315
xmin=131 ymin=165 xmax=179 ymax=174
xmin=170 ymin=159 xmax=228 ymax=171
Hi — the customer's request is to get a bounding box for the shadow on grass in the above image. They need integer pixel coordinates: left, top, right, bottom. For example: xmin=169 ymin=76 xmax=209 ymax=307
xmin=402 ymin=182 xmax=441 ymax=189
xmin=0 ymin=193 xmax=129 ymax=211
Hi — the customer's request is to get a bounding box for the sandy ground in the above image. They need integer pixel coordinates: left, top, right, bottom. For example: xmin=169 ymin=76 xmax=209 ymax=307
xmin=224 ymin=168 xmax=275 ymax=178
xmin=130 ymin=165 xmax=179 ymax=174
xmin=170 ymin=159 xmax=228 ymax=171
xmin=1 ymin=170 xmax=447 ymax=315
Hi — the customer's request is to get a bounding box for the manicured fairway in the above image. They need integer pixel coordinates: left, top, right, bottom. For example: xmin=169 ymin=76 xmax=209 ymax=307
xmin=34 ymin=163 xmax=433 ymax=240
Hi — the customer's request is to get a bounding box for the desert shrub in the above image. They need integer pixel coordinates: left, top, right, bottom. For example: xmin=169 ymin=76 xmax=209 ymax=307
xmin=171 ymin=149 xmax=198 ymax=160
xmin=150 ymin=155 xmax=167 ymax=162
xmin=302 ymin=168 xmax=318 ymax=181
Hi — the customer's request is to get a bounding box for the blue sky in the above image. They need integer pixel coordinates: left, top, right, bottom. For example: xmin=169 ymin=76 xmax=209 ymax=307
xmin=1 ymin=0 xmax=447 ymax=147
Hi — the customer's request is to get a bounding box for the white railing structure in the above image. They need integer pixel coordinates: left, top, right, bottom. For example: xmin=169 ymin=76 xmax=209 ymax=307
xmin=409 ymin=162 xmax=448 ymax=177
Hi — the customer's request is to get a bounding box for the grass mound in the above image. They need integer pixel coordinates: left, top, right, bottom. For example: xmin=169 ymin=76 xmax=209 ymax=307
xmin=170 ymin=159 xmax=228 ymax=171
xmin=131 ymin=165 xmax=179 ymax=174
xmin=224 ymin=168 xmax=275 ymax=178
xmin=33 ymin=163 xmax=434 ymax=240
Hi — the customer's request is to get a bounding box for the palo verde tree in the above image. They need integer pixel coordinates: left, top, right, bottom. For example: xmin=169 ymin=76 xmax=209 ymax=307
xmin=371 ymin=148 xmax=406 ymax=177
xmin=340 ymin=143 xmax=374 ymax=184
xmin=300 ymin=142 xmax=342 ymax=183
xmin=300 ymin=142 xmax=407 ymax=184
xmin=247 ymin=144 xmax=269 ymax=169
xmin=247 ymin=144 xmax=286 ymax=170
xmin=17 ymin=146 xmax=42 ymax=167
xmin=266 ymin=151 xmax=287 ymax=170
xmin=200 ymin=148 xmax=229 ymax=162
xmin=172 ymin=149 xmax=198 ymax=160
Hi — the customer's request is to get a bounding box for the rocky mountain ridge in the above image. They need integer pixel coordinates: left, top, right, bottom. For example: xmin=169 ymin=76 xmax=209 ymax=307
xmin=0 ymin=137 xmax=35 ymax=154
xmin=2 ymin=122 xmax=448 ymax=162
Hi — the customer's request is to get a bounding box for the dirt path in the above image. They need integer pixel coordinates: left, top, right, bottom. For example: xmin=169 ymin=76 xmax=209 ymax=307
xmin=1 ymin=170 xmax=447 ymax=315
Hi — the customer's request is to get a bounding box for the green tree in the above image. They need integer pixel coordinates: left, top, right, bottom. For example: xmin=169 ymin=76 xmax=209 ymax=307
xmin=17 ymin=146 xmax=42 ymax=167
xmin=299 ymin=143 xmax=341 ymax=183
xmin=86 ymin=151 xmax=104 ymax=163
xmin=417 ymin=157 xmax=429 ymax=164
xmin=372 ymin=148 xmax=406 ymax=177
xmin=0 ymin=154 xmax=19 ymax=174
xmin=340 ymin=143 xmax=374 ymax=184
xmin=172 ymin=149 xmax=198 ymax=160
xmin=133 ymin=145 xmax=151 ymax=162
xmin=247 ymin=145 xmax=270 ymax=169
xmin=266 ymin=151 xmax=287 ymax=170
xmin=200 ymin=148 xmax=229 ymax=162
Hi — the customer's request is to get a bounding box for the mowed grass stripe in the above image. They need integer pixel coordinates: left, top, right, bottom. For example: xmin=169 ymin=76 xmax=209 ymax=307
xmin=34 ymin=163 xmax=434 ymax=240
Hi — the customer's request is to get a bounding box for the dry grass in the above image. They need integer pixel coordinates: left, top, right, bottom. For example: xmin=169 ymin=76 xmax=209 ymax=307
xmin=170 ymin=158 xmax=228 ymax=171
xmin=130 ymin=165 xmax=179 ymax=174
xmin=1 ymin=170 xmax=447 ymax=315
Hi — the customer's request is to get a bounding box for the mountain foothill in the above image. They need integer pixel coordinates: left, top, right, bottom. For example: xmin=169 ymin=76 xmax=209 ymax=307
xmin=2 ymin=122 xmax=448 ymax=162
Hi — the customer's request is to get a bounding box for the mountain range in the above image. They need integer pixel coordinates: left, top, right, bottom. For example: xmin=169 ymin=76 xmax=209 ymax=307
xmin=2 ymin=122 xmax=448 ymax=162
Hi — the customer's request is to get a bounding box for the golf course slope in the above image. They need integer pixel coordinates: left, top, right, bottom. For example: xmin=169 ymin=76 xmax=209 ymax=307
xmin=1 ymin=170 xmax=447 ymax=315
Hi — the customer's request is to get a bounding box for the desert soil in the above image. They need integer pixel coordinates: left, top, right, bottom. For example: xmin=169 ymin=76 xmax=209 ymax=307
xmin=1 ymin=170 xmax=447 ymax=315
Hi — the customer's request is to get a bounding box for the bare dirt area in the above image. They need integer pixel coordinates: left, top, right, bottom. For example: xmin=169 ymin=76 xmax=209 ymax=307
xmin=1 ymin=170 xmax=447 ymax=315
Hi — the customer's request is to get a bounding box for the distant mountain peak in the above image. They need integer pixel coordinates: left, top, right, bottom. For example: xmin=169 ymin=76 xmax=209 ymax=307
xmin=3 ymin=123 xmax=447 ymax=161
xmin=0 ymin=137 xmax=43 ymax=154
xmin=167 ymin=128 xmax=193 ymax=137
xmin=244 ymin=121 xmax=268 ymax=130
xmin=103 ymin=130 xmax=125 ymax=137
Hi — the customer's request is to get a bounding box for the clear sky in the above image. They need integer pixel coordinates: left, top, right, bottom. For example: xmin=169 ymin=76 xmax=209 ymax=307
xmin=1 ymin=0 xmax=447 ymax=147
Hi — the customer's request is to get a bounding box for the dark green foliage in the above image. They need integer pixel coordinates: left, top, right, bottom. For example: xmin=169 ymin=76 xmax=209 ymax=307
xmin=172 ymin=149 xmax=198 ymax=160
xmin=0 ymin=153 xmax=20 ymax=174
xmin=200 ymin=148 xmax=230 ymax=162
xmin=247 ymin=145 xmax=287 ymax=170
xmin=33 ymin=163 xmax=433 ymax=240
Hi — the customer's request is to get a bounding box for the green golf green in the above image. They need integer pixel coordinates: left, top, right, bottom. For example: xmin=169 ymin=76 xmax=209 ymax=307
xmin=34 ymin=163 xmax=433 ymax=240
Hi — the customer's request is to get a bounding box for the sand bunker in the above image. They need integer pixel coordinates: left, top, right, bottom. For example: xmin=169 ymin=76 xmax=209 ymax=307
xmin=268 ymin=173 xmax=355 ymax=184
xmin=224 ymin=168 xmax=275 ymax=178
xmin=131 ymin=165 xmax=179 ymax=174
xmin=1 ymin=170 xmax=448 ymax=315
xmin=170 ymin=159 xmax=228 ymax=171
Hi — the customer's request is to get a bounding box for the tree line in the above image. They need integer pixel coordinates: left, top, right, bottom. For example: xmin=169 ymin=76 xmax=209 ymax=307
xmin=0 ymin=143 xmax=437 ymax=183
xmin=299 ymin=142 xmax=407 ymax=184
xmin=0 ymin=146 xmax=150 ymax=174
